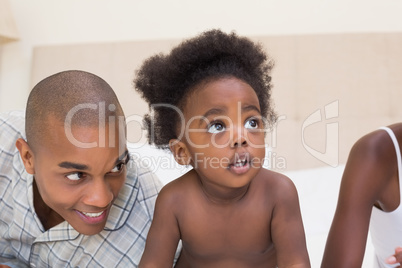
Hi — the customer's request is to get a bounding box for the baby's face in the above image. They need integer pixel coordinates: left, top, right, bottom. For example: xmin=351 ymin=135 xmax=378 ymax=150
xmin=180 ymin=77 xmax=266 ymax=188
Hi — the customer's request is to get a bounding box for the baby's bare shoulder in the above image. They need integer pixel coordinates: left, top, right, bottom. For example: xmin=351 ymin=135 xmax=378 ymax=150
xmin=162 ymin=169 xmax=198 ymax=189
xmin=157 ymin=169 xmax=199 ymax=205
xmin=256 ymin=168 xmax=295 ymax=187
xmin=253 ymin=169 xmax=298 ymax=199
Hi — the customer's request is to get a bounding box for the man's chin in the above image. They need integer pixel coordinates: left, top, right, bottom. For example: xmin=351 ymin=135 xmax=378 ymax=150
xmin=73 ymin=224 xmax=106 ymax=236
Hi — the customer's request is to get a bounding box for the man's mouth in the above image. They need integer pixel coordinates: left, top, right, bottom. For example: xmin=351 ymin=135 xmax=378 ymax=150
xmin=76 ymin=209 xmax=108 ymax=224
xmin=81 ymin=211 xmax=105 ymax=218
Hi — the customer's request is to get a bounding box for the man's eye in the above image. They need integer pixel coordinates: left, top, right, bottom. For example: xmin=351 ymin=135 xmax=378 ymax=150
xmin=110 ymin=155 xmax=130 ymax=174
xmin=66 ymin=172 xmax=85 ymax=181
xmin=110 ymin=163 xmax=124 ymax=173
xmin=244 ymin=118 xmax=259 ymax=129
xmin=207 ymin=122 xmax=226 ymax=134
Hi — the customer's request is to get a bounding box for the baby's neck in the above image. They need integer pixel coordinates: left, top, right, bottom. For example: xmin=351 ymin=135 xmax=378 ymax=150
xmin=197 ymin=178 xmax=251 ymax=205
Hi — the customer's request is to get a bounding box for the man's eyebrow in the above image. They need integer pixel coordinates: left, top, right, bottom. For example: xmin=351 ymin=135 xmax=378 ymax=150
xmin=58 ymin=162 xmax=89 ymax=170
xmin=58 ymin=150 xmax=129 ymax=171
xmin=115 ymin=150 xmax=129 ymax=165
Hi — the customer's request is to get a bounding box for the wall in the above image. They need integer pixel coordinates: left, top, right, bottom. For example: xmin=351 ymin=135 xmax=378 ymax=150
xmin=29 ymin=32 xmax=402 ymax=170
xmin=1 ymin=0 xmax=402 ymax=113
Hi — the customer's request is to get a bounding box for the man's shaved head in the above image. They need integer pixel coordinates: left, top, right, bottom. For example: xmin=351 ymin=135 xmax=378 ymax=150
xmin=25 ymin=70 xmax=124 ymax=151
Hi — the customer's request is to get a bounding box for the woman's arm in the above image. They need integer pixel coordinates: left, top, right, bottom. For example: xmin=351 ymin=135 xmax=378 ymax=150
xmin=321 ymin=131 xmax=396 ymax=268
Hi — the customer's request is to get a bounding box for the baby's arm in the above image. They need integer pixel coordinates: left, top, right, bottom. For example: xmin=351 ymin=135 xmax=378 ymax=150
xmin=270 ymin=175 xmax=311 ymax=268
xmin=139 ymin=184 xmax=181 ymax=268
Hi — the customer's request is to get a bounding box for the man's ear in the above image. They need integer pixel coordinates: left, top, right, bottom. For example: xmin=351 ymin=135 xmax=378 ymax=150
xmin=169 ymin=139 xmax=191 ymax=166
xmin=15 ymin=138 xmax=35 ymax=174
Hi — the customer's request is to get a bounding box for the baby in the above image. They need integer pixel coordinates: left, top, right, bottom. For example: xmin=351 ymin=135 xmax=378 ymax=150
xmin=135 ymin=29 xmax=310 ymax=268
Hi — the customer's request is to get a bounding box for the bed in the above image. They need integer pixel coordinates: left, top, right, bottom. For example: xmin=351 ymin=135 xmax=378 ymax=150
xmin=30 ymin=32 xmax=402 ymax=266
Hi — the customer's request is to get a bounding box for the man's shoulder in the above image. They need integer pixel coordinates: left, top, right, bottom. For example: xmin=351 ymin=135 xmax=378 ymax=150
xmin=0 ymin=110 xmax=26 ymax=142
xmin=0 ymin=110 xmax=25 ymax=126
xmin=137 ymin=164 xmax=163 ymax=196
xmin=130 ymin=164 xmax=163 ymax=198
xmin=0 ymin=111 xmax=26 ymax=171
xmin=111 ymin=162 xmax=162 ymax=229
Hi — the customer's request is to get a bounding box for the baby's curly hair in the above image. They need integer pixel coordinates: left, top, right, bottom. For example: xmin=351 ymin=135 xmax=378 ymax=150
xmin=134 ymin=29 xmax=276 ymax=149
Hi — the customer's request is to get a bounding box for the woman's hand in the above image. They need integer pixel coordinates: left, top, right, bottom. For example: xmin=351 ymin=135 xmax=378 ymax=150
xmin=386 ymin=247 xmax=402 ymax=267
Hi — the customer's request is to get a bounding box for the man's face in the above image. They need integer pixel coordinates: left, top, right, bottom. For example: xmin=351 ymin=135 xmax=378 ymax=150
xmin=26 ymin=116 xmax=128 ymax=235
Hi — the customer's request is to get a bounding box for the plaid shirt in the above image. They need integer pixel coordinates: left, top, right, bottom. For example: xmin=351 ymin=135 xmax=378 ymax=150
xmin=0 ymin=111 xmax=163 ymax=267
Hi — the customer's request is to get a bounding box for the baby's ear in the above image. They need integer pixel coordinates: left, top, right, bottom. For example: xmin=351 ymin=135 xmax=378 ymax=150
xmin=169 ymin=139 xmax=191 ymax=166
xmin=15 ymin=138 xmax=36 ymax=174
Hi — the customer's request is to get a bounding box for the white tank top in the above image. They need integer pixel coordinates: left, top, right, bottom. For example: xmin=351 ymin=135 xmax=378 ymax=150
xmin=370 ymin=127 xmax=402 ymax=268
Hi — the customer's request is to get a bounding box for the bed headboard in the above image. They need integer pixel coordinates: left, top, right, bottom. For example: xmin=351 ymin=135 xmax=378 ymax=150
xmin=30 ymin=32 xmax=402 ymax=171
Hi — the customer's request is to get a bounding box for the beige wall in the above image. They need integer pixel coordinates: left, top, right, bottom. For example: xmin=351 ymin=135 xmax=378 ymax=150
xmin=2 ymin=0 xmax=402 ymax=114
xmin=30 ymin=32 xmax=402 ymax=171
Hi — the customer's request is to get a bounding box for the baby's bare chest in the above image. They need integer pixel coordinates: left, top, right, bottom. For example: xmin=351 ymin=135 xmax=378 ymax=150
xmin=178 ymin=200 xmax=273 ymax=260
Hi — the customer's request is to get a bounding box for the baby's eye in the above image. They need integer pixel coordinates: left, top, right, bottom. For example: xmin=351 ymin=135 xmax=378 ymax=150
xmin=207 ymin=122 xmax=226 ymax=134
xmin=66 ymin=172 xmax=85 ymax=181
xmin=244 ymin=118 xmax=259 ymax=129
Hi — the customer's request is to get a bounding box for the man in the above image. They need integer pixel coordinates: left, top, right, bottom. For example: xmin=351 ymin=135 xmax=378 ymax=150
xmin=0 ymin=70 xmax=163 ymax=267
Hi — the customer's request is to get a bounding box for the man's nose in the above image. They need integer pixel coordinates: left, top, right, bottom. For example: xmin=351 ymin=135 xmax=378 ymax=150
xmin=83 ymin=178 xmax=113 ymax=208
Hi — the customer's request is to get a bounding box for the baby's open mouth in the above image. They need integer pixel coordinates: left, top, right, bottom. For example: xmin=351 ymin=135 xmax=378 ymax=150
xmin=228 ymin=154 xmax=250 ymax=174
xmin=233 ymin=158 xmax=247 ymax=167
